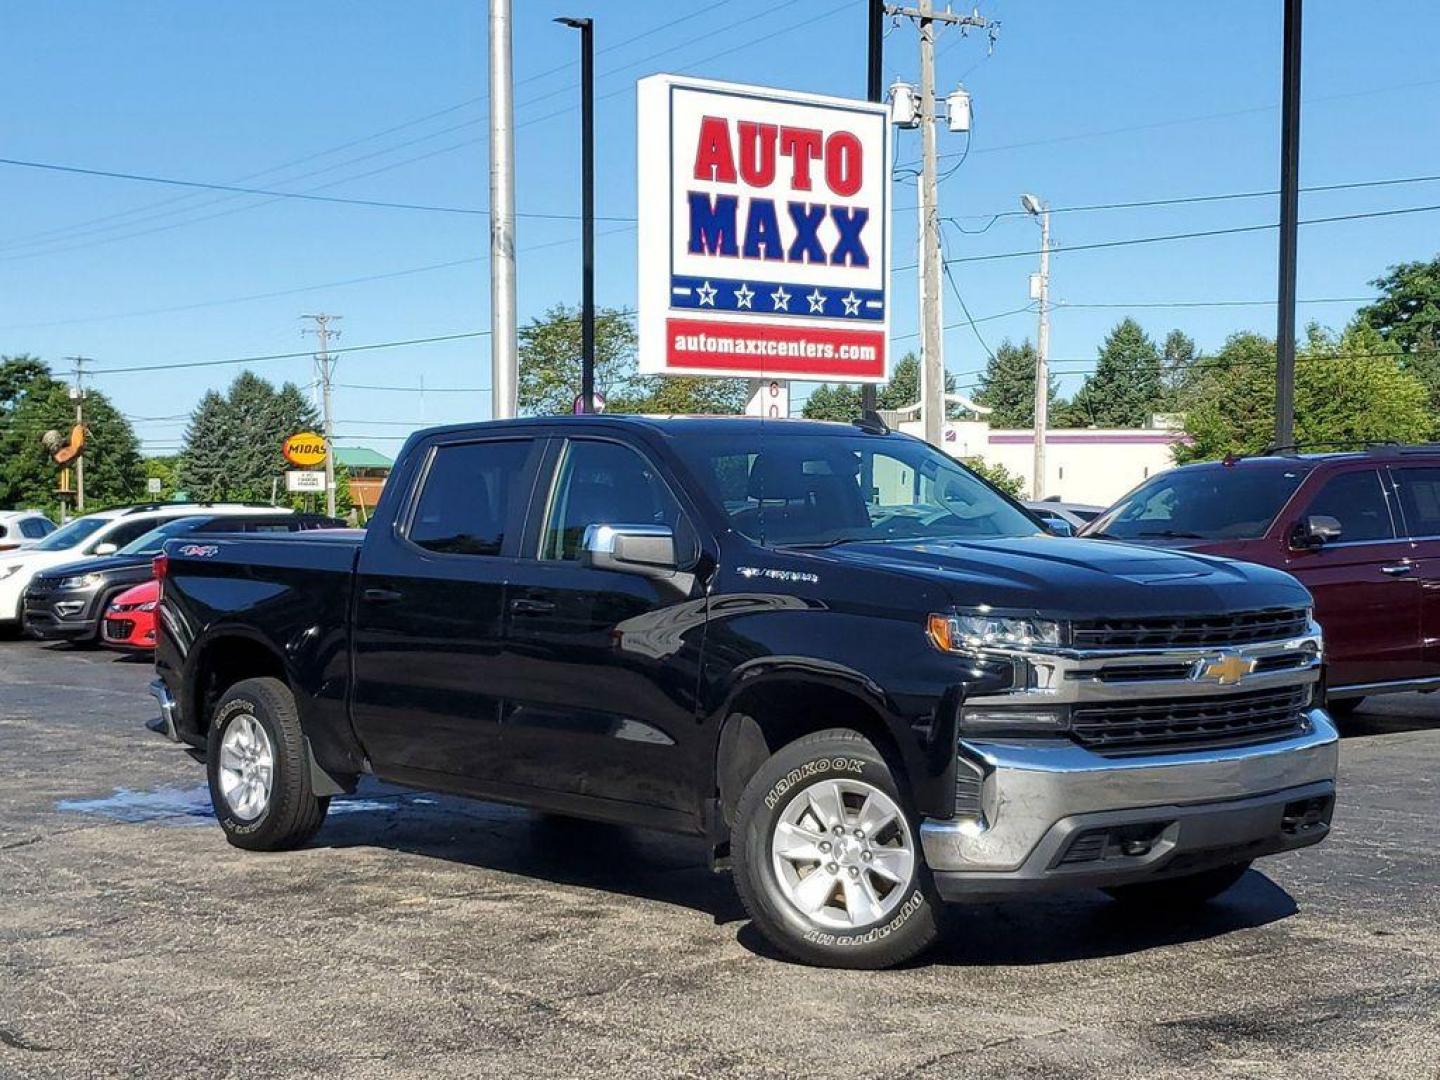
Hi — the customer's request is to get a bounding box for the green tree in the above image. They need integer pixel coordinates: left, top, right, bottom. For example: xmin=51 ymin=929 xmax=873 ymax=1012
xmin=961 ymin=457 xmax=1025 ymax=497
xmin=1358 ymin=255 xmax=1440 ymax=410
xmin=1178 ymin=325 xmax=1432 ymax=462
xmin=802 ymin=353 xmax=966 ymax=421
xmin=1064 ymin=318 xmax=1164 ymax=427
xmin=973 ymin=339 xmax=1055 ymax=427
xmin=178 ymin=372 xmax=319 ymax=502
xmin=609 ymin=374 xmax=749 ymax=415
xmin=1160 ymin=328 xmax=1200 ymax=409
xmin=141 ymin=455 xmax=180 ymax=501
xmin=0 ymin=355 xmax=144 ymax=514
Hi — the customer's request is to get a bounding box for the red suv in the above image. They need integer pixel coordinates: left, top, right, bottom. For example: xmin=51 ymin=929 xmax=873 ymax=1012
xmin=1083 ymin=448 xmax=1440 ymax=713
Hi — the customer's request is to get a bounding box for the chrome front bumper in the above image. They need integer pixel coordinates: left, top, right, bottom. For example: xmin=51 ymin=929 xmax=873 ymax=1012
xmin=919 ymin=708 xmax=1339 ymax=895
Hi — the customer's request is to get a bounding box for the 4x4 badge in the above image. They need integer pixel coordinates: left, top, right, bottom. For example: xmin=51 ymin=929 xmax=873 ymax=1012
xmin=1197 ymin=651 xmax=1257 ymax=686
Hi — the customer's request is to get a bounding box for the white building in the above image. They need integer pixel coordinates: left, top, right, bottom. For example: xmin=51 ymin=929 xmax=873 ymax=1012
xmin=894 ymin=417 xmax=1188 ymax=506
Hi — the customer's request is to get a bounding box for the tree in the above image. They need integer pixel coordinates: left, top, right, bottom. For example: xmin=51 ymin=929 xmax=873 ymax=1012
xmin=1160 ymin=329 xmax=1200 ymax=409
xmin=1357 ymin=255 xmax=1440 ymax=410
xmin=802 ymin=353 xmax=966 ymax=421
xmin=0 ymin=355 xmax=144 ymax=514
xmin=961 ymin=457 xmax=1024 ymax=497
xmin=1064 ymin=318 xmax=1164 ymax=427
xmin=516 ymin=304 xmax=747 ymax=415
xmin=179 ymin=372 xmax=320 ymax=503
xmin=972 ymin=339 xmax=1056 ymax=427
xmin=1177 ymin=324 xmax=1432 ymax=462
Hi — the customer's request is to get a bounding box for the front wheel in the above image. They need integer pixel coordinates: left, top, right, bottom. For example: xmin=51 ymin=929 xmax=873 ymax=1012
xmin=1103 ymin=861 xmax=1251 ymax=907
xmin=206 ymin=677 xmax=330 ymax=851
xmin=731 ymin=729 xmax=945 ymax=969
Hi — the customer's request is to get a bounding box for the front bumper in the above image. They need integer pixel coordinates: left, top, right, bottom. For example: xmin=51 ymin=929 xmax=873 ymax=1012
xmin=22 ymin=585 xmax=102 ymax=640
xmin=920 ymin=708 xmax=1339 ymax=898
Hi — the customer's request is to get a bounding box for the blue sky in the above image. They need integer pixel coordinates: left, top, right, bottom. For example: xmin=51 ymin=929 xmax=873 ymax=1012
xmin=2 ymin=0 xmax=1438 ymax=455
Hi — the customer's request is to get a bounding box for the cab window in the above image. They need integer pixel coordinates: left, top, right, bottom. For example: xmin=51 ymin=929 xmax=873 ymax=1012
xmin=540 ymin=439 xmax=692 ymax=562
xmin=1303 ymin=469 xmax=1394 ymax=543
xmin=409 ymin=439 xmax=533 ymax=556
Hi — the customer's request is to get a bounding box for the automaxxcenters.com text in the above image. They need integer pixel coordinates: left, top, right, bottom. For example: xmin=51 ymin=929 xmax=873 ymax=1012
xmin=664 ymin=317 xmax=885 ymax=377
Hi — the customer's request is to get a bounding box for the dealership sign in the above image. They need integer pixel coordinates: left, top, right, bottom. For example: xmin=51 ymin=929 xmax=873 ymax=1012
xmin=637 ymin=75 xmax=890 ymax=383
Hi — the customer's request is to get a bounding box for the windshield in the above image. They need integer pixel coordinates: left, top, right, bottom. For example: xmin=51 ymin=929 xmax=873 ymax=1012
xmin=31 ymin=516 xmax=110 ymax=551
xmin=118 ymin=517 xmax=208 ymax=556
xmin=1086 ymin=464 xmax=1311 ymax=541
xmin=673 ymin=432 xmax=1040 ymax=547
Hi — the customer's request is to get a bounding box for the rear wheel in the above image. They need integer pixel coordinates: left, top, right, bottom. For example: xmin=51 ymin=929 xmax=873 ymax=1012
xmin=731 ymin=728 xmax=945 ymax=969
xmin=206 ymin=677 xmax=329 ymax=851
xmin=1103 ymin=861 xmax=1251 ymax=907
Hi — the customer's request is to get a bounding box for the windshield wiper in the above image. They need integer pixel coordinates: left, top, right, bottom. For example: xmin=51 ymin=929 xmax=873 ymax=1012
xmin=778 ymin=538 xmax=866 ymax=550
xmin=1133 ymin=529 xmax=1205 ymax=539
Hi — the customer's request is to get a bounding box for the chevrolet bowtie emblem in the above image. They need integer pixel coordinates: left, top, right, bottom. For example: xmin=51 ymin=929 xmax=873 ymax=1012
xmin=1199 ymin=651 xmax=1257 ymax=686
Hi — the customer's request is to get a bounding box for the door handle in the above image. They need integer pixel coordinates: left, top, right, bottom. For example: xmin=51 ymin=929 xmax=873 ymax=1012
xmin=1380 ymin=563 xmax=1415 ymax=576
xmin=509 ymin=597 xmax=556 ymax=615
xmin=362 ymin=587 xmax=404 ymax=603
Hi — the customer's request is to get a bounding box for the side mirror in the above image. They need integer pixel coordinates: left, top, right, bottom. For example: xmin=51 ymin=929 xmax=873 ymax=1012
xmin=93 ymin=543 xmax=119 ymax=556
xmin=1292 ymin=514 xmax=1342 ymax=550
xmin=1044 ymin=517 xmax=1074 ymax=537
xmin=580 ymin=524 xmax=677 ymax=578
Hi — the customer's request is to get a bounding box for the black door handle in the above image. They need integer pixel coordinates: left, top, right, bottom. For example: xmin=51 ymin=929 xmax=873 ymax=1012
xmin=362 ymin=587 xmax=404 ymax=604
xmin=510 ymin=597 xmax=556 ymax=615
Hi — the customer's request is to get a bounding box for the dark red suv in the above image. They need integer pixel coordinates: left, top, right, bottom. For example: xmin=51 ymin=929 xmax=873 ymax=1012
xmin=1082 ymin=448 xmax=1440 ymax=713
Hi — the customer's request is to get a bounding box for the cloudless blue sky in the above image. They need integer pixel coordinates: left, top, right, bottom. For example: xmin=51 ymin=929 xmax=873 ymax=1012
xmin=3 ymin=0 xmax=1438 ymax=454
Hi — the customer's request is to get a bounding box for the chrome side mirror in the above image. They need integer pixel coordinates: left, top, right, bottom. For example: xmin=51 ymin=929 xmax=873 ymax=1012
xmin=1291 ymin=514 xmax=1342 ymax=550
xmin=580 ymin=524 xmax=677 ymax=578
xmin=93 ymin=543 xmax=119 ymax=556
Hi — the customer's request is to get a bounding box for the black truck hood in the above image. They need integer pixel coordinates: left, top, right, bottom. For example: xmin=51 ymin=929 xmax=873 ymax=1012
xmin=34 ymin=553 xmax=153 ymax=583
xmin=810 ymin=534 xmax=1309 ymax=619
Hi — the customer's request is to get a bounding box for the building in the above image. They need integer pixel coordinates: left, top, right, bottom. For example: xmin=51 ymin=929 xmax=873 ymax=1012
xmin=895 ymin=418 xmax=1188 ymax=505
xmin=335 ymin=447 xmax=393 ymax=513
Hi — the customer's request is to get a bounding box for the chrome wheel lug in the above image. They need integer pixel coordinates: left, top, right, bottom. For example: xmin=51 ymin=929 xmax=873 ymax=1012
xmin=826 ymin=862 xmax=838 ymax=874
xmin=818 ymin=841 xmax=831 ymax=853
xmin=861 ymin=850 xmax=873 ymax=862
xmin=833 ymin=825 xmax=844 ymax=836
xmin=854 ymin=829 xmax=864 ymax=839
xmin=848 ymin=866 xmax=860 ymax=878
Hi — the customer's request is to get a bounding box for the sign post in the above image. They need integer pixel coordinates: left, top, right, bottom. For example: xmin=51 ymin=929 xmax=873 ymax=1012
xmin=637 ymin=75 xmax=890 ymax=388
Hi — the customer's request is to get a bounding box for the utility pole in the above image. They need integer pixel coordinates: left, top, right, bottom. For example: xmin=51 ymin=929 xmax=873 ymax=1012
xmin=67 ymin=357 xmax=90 ymax=512
xmin=861 ymin=0 xmax=884 ymax=420
xmin=888 ymin=3 xmax=993 ymax=447
xmin=1021 ymin=195 xmax=1050 ymax=497
xmin=489 ymin=0 xmax=519 ymax=420
xmin=302 ymin=314 xmax=342 ymax=517
xmin=1274 ymin=0 xmax=1303 ymax=450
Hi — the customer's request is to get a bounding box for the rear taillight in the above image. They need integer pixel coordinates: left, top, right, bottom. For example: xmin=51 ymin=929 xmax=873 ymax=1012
xmin=152 ymin=553 xmax=168 ymax=581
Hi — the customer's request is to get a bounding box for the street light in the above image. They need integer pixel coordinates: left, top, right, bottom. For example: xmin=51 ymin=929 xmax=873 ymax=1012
xmin=556 ymin=16 xmax=595 ymax=414
xmin=1021 ymin=193 xmax=1050 ymax=499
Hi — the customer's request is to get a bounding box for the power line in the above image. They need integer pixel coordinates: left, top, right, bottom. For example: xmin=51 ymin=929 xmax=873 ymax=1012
xmin=893 ymin=200 xmax=1440 ymax=273
xmin=0 ymin=157 xmax=637 ymax=222
xmin=88 ymin=330 xmax=491 ymax=376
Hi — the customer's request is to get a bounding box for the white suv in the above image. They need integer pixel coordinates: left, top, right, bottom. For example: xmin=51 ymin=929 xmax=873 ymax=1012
xmin=0 ymin=511 xmax=57 ymax=553
xmin=0 ymin=504 xmax=268 ymax=628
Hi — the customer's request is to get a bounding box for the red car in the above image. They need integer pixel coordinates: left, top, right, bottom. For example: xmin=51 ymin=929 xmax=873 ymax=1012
xmin=101 ymin=579 xmax=158 ymax=652
xmin=1084 ymin=447 xmax=1440 ymax=714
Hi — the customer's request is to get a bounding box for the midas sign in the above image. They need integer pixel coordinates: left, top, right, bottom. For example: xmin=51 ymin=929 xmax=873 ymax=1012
xmin=637 ymin=74 xmax=890 ymax=383
xmin=282 ymin=432 xmax=327 ymax=468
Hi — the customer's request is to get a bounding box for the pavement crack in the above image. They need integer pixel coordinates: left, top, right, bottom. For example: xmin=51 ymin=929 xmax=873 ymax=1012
xmin=0 ymin=1027 xmax=55 ymax=1053
xmin=0 ymin=836 xmax=42 ymax=851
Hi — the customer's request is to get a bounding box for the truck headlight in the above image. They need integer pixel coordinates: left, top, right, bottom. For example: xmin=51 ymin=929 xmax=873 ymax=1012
xmin=58 ymin=573 xmax=104 ymax=591
xmin=927 ymin=610 xmax=1062 ymax=652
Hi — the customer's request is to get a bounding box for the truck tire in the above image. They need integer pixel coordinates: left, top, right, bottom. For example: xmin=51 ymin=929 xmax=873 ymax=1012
xmin=731 ymin=728 xmax=945 ymax=969
xmin=1103 ymin=861 xmax=1251 ymax=907
xmin=206 ymin=677 xmax=330 ymax=852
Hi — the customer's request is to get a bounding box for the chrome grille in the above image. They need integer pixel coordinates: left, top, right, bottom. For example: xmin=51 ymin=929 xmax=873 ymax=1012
xmin=1070 ymin=686 xmax=1310 ymax=754
xmin=1071 ymin=608 xmax=1310 ymax=650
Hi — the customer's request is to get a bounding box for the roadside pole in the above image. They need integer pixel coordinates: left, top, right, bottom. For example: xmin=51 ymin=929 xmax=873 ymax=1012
xmin=489 ymin=0 xmax=519 ymax=420
xmin=302 ymin=313 xmax=341 ymax=518
xmin=67 ymin=356 xmax=89 ymax=512
xmin=861 ymin=0 xmax=884 ymax=420
xmin=556 ymin=17 xmax=596 ymax=413
xmin=1274 ymin=0 xmax=1303 ymax=450
xmin=1021 ymin=196 xmax=1051 ymax=498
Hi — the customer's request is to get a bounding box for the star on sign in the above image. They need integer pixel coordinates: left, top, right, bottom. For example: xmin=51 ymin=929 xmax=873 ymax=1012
xmin=770 ymin=285 xmax=791 ymax=311
xmin=734 ymin=282 xmax=755 ymax=309
xmin=805 ymin=288 xmax=828 ymax=314
xmin=696 ymin=280 xmax=718 ymax=306
xmin=840 ymin=290 xmax=862 ymax=316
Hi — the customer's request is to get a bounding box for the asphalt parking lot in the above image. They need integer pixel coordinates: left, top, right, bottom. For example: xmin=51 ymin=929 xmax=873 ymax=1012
xmin=2 ymin=639 xmax=1438 ymax=1079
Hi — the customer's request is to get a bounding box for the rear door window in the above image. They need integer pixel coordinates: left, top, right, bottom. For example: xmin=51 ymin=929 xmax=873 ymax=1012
xmin=1391 ymin=467 xmax=1440 ymax=538
xmin=1302 ymin=469 xmax=1395 ymax=543
xmin=409 ymin=439 xmax=534 ymax=556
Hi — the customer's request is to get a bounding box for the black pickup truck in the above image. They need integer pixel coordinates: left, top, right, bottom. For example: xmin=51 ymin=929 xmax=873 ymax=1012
xmin=152 ymin=416 xmax=1339 ymax=968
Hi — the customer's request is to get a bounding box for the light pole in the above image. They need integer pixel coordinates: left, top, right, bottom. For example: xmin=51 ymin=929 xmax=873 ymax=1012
xmin=1275 ymin=0 xmax=1302 ymax=450
xmin=489 ymin=0 xmax=518 ymax=420
xmin=1021 ymin=193 xmax=1050 ymax=499
xmin=556 ymin=16 xmax=596 ymax=414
